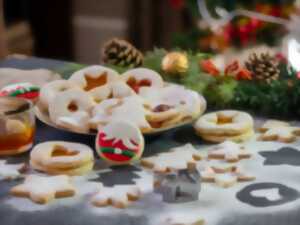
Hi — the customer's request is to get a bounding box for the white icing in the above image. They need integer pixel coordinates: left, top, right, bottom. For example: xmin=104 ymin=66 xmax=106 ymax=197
xmin=57 ymin=111 xmax=90 ymax=133
xmin=142 ymin=144 xmax=201 ymax=171
xmin=11 ymin=175 xmax=76 ymax=203
xmin=251 ymin=188 xmax=281 ymax=201
xmin=0 ymin=160 xmax=24 ymax=180
xmin=92 ymin=185 xmax=141 ymax=207
xmin=101 ymin=121 xmax=143 ymax=150
xmin=91 ymin=96 xmax=150 ymax=129
xmin=209 ymin=141 xmax=250 ymax=161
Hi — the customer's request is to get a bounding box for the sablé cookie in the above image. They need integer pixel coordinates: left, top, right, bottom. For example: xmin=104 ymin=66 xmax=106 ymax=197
xmin=258 ymin=120 xmax=300 ymax=143
xmin=48 ymin=89 xmax=94 ymax=133
xmin=141 ymin=144 xmax=202 ymax=173
xmin=208 ymin=141 xmax=251 ymax=163
xmin=91 ymin=185 xmax=142 ymax=208
xmin=201 ymin=166 xmax=255 ymax=188
xmin=0 ymin=160 xmax=26 ymax=180
xmin=69 ymin=65 xmax=119 ymax=91
xmin=195 ymin=110 xmax=254 ymax=143
xmin=30 ymin=141 xmax=94 ymax=176
xmin=10 ymin=174 xmax=76 ymax=204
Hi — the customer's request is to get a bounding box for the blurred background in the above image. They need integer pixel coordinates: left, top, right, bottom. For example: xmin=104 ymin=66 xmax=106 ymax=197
xmin=0 ymin=0 xmax=299 ymax=64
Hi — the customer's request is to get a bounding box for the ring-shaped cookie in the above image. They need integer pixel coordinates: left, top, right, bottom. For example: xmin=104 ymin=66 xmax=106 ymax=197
xmin=121 ymin=68 xmax=164 ymax=93
xmin=195 ymin=110 xmax=253 ymax=136
xmin=69 ymin=65 xmax=119 ymax=91
xmin=30 ymin=141 xmax=94 ymax=169
xmin=48 ymin=89 xmax=94 ymax=130
xmin=39 ymin=80 xmax=78 ymax=109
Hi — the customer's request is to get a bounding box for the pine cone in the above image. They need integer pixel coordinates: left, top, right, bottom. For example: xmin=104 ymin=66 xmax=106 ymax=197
xmin=245 ymin=53 xmax=280 ymax=83
xmin=102 ymin=38 xmax=143 ymax=67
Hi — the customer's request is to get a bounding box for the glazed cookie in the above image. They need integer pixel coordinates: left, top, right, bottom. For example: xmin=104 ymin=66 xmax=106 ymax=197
xmin=39 ymin=80 xmax=78 ymax=109
xmin=0 ymin=82 xmax=40 ymax=102
xmin=195 ymin=110 xmax=254 ymax=143
xmin=96 ymin=121 xmax=144 ymax=165
xmin=91 ymin=184 xmax=142 ymax=208
xmin=48 ymin=89 xmax=94 ymax=133
xmin=121 ymin=68 xmax=164 ymax=93
xmin=10 ymin=174 xmax=76 ymax=204
xmin=89 ymin=81 xmax=135 ymax=104
xmin=90 ymin=96 xmax=151 ymax=132
xmin=69 ymin=65 xmax=119 ymax=91
xmin=258 ymin=120 xmax=300 ymax=143
xmin=30 ymin=141 xmax=94 ymax=176
xmin=141 ymin=144 xmax=202 ymax=173
xmin=0 ymin=160 xmax=26 ymax=180
xmin=208 ymin=141 xmax=251 ymax=163
xmin=141 ymin=84 xmax=206 ymax=119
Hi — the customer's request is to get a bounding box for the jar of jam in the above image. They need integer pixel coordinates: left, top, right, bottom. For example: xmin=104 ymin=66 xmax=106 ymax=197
xmin=0 ymin=97 xmax=35 ymax=155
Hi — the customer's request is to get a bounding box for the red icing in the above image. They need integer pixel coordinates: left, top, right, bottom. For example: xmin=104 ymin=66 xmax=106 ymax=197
xmin=97 ymin=132 xmax=140 ymax=162
xmin=18 ymin=91 xmax=39 ymax=100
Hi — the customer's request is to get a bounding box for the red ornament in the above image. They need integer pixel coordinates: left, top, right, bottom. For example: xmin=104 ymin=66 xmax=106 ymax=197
xmin=169 ymin=0 xmax=185 ymax=10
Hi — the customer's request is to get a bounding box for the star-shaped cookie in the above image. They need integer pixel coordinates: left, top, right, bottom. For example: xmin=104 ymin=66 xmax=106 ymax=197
xmin=208 ymin=141 xmax=251 ymax=163
xmin=201 ymin=166 xmax=255 ymax=188
xmin=258 ymin=120 xmax=300 ymax=143
xmin=141 ymin=144 xmax=202 ymax=173
xmin=10 ymin=175 xmax=76 ymax=204
xmin=0 ymin=160 xmax=25 ymax=180
xmin=91 ymin=185 xmax=141 ymax=208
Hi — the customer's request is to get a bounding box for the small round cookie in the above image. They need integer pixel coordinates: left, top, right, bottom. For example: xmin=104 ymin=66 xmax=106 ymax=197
xmin=121 ymin=68 xmax=164 ymax=93
xmin=69 ymin=65 xmax=119 ymax=91
xmin=39 ymin=80 xmax=78 ymax=109
xmin=96 ymin=121 xmax=144 ymax=165
xmin=89 ymin=81 xmax=135 ymax=104
xmin=195 ymin=110 xmax=254 ymax=136
xmin=48 ymin=89 xmax=94 ymax=132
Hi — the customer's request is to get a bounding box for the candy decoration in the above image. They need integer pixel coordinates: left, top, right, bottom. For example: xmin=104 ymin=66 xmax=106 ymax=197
xmin=96 ymin=121 xmax=144 ymax=165
xmin=0 ymin=82 xmax=40 ymax=102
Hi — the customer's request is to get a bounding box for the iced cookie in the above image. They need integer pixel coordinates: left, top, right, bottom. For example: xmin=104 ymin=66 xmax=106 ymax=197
xmin=39 ymin=80 xmax=78 ymax=109
xmin=10 ymin=174 xmax=76 ymax=204
xmin=48 ymin=89 xmax=94 ymax=133
xmin=90 ymin=96 xmax=151 ymax=132
xmin=0 ymin=82 xmax=40 ymax=102
xmin=96 ymin=121 xmax=144 ymax=165
xmin=69 ymin=65 xmax=119 ymax=91
xmin=201 ymin=166 xmax=255 ymax=188
xmin=91 ymin=185 xmax=142 ymax=208
xmin=258 ymin=120 xmax=300 ymax=143
xmin=30 ymin=141 xmax=94 ymax=176
xmin=89 ymin=81 xmax=135 ymax=104
xmin=141 ymin=144 xmax=202 ymax=173
xmin=0 ymin=160 xmax=25 ymax=180
xmin=195 ymin=110 xmax=254 ymax=143
xmin=121 ymin=68 xmax=164 ymax=93
xmin=208 ymin=141 xmax=251 ymax=163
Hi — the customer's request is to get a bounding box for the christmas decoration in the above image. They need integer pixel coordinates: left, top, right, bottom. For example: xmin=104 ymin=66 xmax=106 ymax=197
xmin=245 ymin=53 xmax=280 ymax=83
xmin=102 ymin=38 xmax=144 ymax=68
xmin=0 ymin=82 xmax=40 ymax=102
xmin=161 ymin=52 xmax=189 ymax=76
xmin=96 ymin=121 xmax=144 ymax=165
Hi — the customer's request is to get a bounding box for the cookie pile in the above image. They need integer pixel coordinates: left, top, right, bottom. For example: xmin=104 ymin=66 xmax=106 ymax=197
xmin=194 ymin=110 xmax=254 ymax=143
xmin=38 ymin=66 xmax=206 ymax=134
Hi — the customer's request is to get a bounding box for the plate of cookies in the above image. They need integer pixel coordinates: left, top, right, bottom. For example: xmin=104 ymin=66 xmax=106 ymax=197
xmin=35 ymin=66 xmax=207 ymax=135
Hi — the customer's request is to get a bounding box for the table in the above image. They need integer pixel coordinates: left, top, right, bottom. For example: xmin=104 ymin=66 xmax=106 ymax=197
xmin=1 ymin=57 xmax=300 ymax=225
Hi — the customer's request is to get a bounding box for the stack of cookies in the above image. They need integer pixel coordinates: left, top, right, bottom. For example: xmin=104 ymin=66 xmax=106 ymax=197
xmin=194 ymin=110 xmax=254 ymax=143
